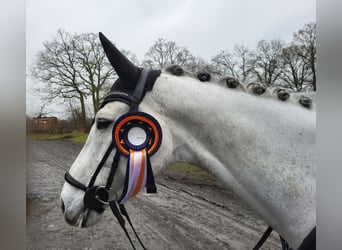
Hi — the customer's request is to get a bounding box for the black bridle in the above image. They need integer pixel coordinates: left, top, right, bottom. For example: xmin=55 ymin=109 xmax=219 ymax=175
xmin=64 ymin=68 xmax=159 ymax=249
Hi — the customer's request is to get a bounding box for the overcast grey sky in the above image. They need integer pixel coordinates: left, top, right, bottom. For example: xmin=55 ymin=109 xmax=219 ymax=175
xmin=26 ymin=0 xmax=315 ymax=118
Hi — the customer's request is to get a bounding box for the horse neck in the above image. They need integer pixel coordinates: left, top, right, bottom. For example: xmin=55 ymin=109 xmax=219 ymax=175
xmin=145 ymin=74 xmax=316 ymax=248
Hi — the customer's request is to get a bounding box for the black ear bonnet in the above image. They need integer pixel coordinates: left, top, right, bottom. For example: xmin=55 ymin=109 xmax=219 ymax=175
xmin=98 ymin=32 xmax=161 ymax=109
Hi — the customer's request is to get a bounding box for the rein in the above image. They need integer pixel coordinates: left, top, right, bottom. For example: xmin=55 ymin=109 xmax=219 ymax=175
xmin=64 ymin=68 xmax=160 ymax=249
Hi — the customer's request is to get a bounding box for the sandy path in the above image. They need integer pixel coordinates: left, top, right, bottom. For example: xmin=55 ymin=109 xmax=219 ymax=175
xmin=26 ymin=140 xmax=280 ymax=249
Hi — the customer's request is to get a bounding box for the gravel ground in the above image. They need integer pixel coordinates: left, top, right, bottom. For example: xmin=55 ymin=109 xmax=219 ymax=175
xmin=26 ymin=140 xmax=280 ymax=250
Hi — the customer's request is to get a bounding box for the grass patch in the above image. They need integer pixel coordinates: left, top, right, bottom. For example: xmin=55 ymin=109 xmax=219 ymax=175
xmin=27 ymin=133 xmax=66 ymax=141
xmin=71 ymin=133 xmax=89 ymax=143
xmin=167 ymin=162 xmax=214 ymax=178
xmin=27 ymin=132 xmax=88 ymax=144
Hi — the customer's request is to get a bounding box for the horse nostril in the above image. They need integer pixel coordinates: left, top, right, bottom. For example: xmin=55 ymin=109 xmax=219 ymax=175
xmin=61 ymin=199 xmax=65 ymax=213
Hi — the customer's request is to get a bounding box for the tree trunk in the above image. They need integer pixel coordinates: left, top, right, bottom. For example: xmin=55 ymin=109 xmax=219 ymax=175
xmin=91 ymin=86 xmax=97 ymax=116
xmin=79 ymin=94 xmax=87 ymax=132
xmin=311 ymin=64 xmax=316 ymax=91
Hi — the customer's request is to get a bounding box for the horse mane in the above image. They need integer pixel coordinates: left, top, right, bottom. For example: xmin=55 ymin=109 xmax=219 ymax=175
xmin=164 ymin=64 xmax=315 ymax=110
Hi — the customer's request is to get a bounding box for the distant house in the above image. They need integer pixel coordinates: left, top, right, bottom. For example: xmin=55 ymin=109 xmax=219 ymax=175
xmin=32 ymin=116 xmax=57 ymax=133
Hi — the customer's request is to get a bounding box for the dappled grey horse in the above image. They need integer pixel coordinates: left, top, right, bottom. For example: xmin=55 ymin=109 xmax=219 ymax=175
xmin=61 ymin=33 xmax=315 ymax=250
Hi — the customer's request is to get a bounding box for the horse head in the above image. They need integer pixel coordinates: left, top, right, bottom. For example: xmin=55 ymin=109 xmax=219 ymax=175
xmin=60 ymin=33 xmax=174 ymax=227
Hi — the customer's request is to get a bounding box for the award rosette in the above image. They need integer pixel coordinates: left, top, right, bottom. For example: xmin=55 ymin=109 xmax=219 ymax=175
xmin=112 ymin=112 xmax=162 ymax=204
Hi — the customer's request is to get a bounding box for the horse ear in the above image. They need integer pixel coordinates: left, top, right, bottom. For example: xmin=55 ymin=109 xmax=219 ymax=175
xmin=99 ymin=32 xmax=139 ymax=85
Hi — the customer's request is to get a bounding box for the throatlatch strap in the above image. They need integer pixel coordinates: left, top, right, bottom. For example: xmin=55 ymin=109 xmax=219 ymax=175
xmin=129 ymin=69 xmax=150 ymax=112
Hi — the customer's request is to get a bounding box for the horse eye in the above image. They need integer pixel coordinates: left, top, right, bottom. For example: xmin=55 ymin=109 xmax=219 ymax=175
xmin=96 ymin=118 xmax=113 ymax=129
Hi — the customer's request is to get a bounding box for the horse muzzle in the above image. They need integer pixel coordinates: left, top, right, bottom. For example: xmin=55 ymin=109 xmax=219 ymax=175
xmin=60 ymin=186 xmax=113 ymax=227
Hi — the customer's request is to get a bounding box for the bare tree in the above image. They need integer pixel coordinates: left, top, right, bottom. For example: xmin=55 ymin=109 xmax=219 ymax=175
xmin=280 ymin=44 xmax=313 ymax=92
xmin=73 ymin=32 xmax=115 ymax=114
xmin=252 ymin=39 xmax=284 ymax=86
xmin=233 ymin=45 xmax=255 ymax=82
xmin=66 ymin=101 xmax=90 ymax=132
xmin=211 ymin=50 xmax=238 ymax=78
xmin=34 ymin=103 xmax=50 ymax=118
xmin=143 ymin=38 xmax=194 ymax=69
xmin=30 ymin=30 xmax=115 ymax=131
xmin=293 ymin=23 xmax=316 ymax=91
xmin=211 ymin=45 xmax=255 ymax=82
